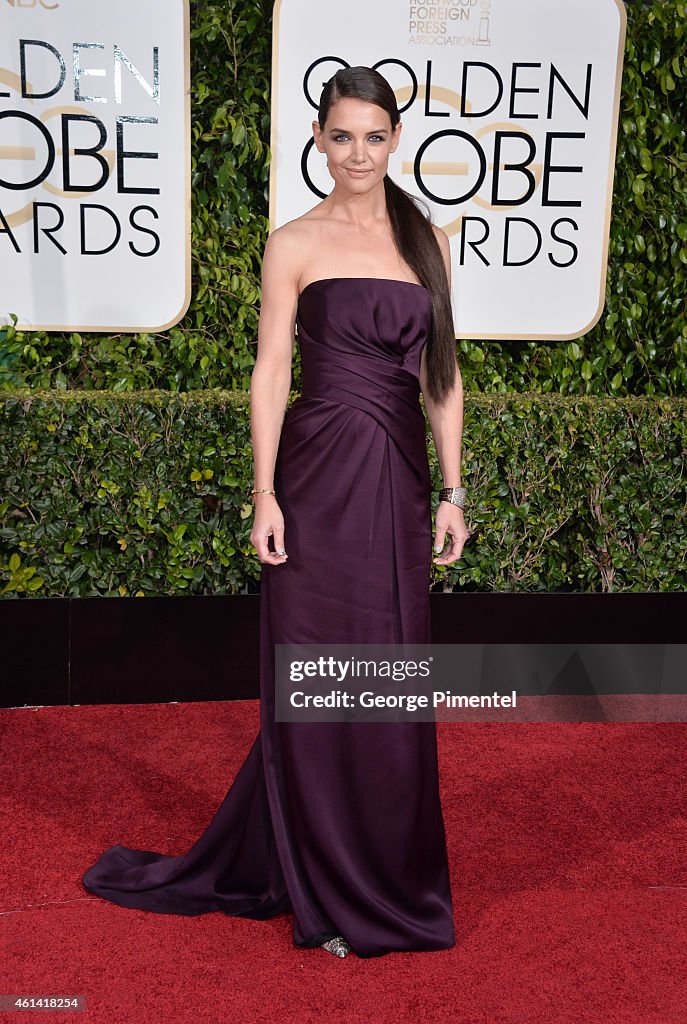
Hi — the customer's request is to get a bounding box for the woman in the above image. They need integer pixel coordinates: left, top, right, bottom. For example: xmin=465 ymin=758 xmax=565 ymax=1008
xmin=82 ymin=65 xmax=469 ymax=960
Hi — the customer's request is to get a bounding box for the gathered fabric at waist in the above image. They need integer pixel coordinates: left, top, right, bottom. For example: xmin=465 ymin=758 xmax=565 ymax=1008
xmin=300 ymin=352 xmax=425 ymax=446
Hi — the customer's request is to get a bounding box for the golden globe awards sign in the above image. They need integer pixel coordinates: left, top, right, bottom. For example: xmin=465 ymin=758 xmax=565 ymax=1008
xmin=270 ymin=0 xmax=627 ymax=341
xmin=0 ymin=0 xmax=190 ymax=332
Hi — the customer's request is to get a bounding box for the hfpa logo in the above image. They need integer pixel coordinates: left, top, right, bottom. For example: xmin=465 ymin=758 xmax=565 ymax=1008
xmin=5 ymin=0 xmax=60 ymax=8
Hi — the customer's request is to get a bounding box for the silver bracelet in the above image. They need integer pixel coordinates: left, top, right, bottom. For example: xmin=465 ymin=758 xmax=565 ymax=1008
xmin=438 ymin=486 xmax=467 ymax=508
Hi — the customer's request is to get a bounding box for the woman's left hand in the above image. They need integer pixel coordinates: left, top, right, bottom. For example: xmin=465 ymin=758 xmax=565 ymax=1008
xmin=433 ymin=502 xmax=470 ymax=565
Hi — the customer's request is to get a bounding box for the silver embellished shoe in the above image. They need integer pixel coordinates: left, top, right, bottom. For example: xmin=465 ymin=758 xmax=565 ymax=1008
xmin=321 ymin=936 xmax=351 ymax=958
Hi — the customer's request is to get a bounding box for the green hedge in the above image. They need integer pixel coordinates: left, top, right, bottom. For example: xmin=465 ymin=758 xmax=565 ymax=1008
xmin=0 ymin=0 xmax=685 ymax=396
xmin=2 ymin=390 xmax=685 ymax=596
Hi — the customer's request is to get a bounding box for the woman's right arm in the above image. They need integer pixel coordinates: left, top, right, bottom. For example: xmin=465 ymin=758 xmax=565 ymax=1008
xmin=249 ymin=226 xmax=301 ymax=565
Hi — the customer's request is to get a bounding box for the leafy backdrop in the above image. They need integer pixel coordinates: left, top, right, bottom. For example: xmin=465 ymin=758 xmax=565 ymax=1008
xmin=1 ymin=0 xmax=685 ymax=396
xmin=0 ymin=0 xmax=685 ymax=595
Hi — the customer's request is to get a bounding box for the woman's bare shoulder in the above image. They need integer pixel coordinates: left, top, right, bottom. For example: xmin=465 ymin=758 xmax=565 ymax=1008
xmin=263 ymin=206 xmax=330 ymax=286
xmin=430 ymin=222 xmax=452 ymax=283
xmin=431 ymin=222 xmax=450 ymax=255
xmin=261 ymin=208 xmax=328 ymax=295
xmin=266 ymin=203 xmax=329 ymax=248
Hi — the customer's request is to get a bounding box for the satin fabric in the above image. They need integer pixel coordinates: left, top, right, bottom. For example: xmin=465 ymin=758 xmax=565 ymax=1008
xmin=82 ymin=277 xmax=455 ymax=958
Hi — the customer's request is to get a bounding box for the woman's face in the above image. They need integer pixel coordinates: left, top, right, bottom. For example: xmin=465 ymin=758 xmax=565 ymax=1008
xmin=313 ymin=96 xmax=402 ymax=194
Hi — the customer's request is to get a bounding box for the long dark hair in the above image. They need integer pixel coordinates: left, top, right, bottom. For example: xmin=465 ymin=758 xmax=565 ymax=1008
xmin=317 ymin=65 xmax=457 ymax=403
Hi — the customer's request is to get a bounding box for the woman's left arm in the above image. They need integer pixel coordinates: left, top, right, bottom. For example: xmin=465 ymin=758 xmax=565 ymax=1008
xmin=419 ymin=226 xmax=470 ymax=566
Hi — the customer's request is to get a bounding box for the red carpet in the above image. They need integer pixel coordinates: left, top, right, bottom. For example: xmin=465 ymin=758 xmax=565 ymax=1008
xmin=2 ymin=701 xmax=686 ymax=1024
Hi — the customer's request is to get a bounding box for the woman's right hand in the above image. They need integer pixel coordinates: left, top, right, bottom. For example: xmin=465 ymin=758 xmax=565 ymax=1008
xmin=250 ymin=494 xmax=289 ymax=565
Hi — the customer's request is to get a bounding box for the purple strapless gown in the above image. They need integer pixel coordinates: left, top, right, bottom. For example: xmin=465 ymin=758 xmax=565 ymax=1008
xmin=81 ymin=277 xmax=456 ymax=958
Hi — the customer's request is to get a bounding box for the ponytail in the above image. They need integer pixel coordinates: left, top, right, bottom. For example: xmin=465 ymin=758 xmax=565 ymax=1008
xmin=383 ymin=175 xmax=457 ymax=403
